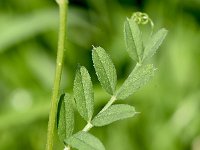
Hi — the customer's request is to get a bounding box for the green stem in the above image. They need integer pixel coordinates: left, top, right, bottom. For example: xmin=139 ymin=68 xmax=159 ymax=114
xmin=99 ymin=95 xmax=116 ymax=113
xmin=82 ymin=122 xmax=93 ymax=132
xmin=64 ymin=146 xmax=71 ymax=150
xmin=82 ymin=95 xmax=117 ymax=132
xmin=46 ymin=0 xmax=68 ymax=150
xmin=81 ymin=64 xmax=141 ymax=133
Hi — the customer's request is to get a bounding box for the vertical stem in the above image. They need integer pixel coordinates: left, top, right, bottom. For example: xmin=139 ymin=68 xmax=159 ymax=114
xmin=46 ymin=0 xmax=68 ymax=150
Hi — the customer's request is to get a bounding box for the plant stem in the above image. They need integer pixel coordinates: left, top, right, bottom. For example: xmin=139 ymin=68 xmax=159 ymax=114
xmin=82 ymin=95 xmax=117 ymax=132
xmin=99 ymin=95 xmax=116 ymax=113
xmin=81 ymin=64 xmax=141 ymax=133
xmin=82 ymin=122 xmax=93 ymax=132
xmin=64 ymin=146 xmax=71 ymax=150
xmin=46 ymin=0 xmax=68 ymax=150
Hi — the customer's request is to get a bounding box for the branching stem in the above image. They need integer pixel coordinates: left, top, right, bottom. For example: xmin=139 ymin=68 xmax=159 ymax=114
xmin=81 ymin=63 xmax=142 ymax=133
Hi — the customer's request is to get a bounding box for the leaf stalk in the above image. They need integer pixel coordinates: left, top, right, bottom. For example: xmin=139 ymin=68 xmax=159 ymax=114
xmin=82 ymin=95 xmax=117 ymax=132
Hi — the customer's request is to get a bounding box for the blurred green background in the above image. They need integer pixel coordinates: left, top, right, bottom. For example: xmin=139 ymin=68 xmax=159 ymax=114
xmin=0 ymin=0 xmax=200 ymax=150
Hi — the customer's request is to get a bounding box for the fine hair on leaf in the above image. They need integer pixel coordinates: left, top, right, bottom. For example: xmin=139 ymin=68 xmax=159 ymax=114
xmin=124 ymin=18 xmax=143 ymax=62
xmin=65 ymin=131 xmax=105 ymax=150
xmin=57 ymin=93 xmax=74 ymax=143
xmin=73 ymin=66 xmax=94 ymax=122
xmin=143 ymin=28 xmax=168 ymax=61
xmin=92 ymin=104 xmax=136 ymax=127
xmin=115 ymin=64 xmax=156 ymax=100
xmin=92 ymin=46 xmax=117 ymax=95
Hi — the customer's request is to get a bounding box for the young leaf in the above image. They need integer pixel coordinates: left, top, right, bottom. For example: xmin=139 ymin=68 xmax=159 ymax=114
xmin=92 ymin=46 xmax=117 ymax=95
xmin=57 ymin=93 xmax=74 ymax=143
xmin=143 ymin=28 xmax=168 ymax=61
xmin=124 ymin=18 xmax=143 ymax=62
xmin=92 ymin=104 xmax=136 ymax=126
xmin=115 ymin=64 xmax=155 ymax=100
xmin=73 ymin=66 xmax=94 ymax=121
xmin=65 ymin=131 xmax=105 ymax=150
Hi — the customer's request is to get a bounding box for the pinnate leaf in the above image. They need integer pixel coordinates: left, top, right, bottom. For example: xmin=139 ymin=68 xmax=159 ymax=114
xmin=73 ymin=66 xmax=94 ymax=121
xmin=143 ymin=28 xmax=168 ymax=61
xmin=57 ymin=93 xmax=74 ymax=143
xmin=124 ymin=18 xmax=143 ymax=62
xmin=115 ymin=64 xmax=155 ymax=100
xmin=65 ymin=131 xmax=105 ymax=150
xmin=92 ymin=46 xmax=117 ymax=95
xmin=92 ymin=104 xmax=136 ymax=126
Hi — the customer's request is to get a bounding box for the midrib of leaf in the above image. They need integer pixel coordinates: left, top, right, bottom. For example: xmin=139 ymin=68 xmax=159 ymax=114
xmin=63 ymin=102 xmax=67 ymax=138
xmin=143 ymin=28 xmax=168 ymax=61
xmin=126 ymin=20 xmax=139 ymax=61
xmin=111 ymin=63 xmax=116 ymax=90
xmin=94 ymin=110 xmax=135 ymax=119
xmin=125 ymin=66 xmax=151 ymax=86
xmin=146 ymin=39 xmax=160 ymax=57
xmin=116 ymin=66 xmax=155 ymax=98
xmin=127 ymin=67 xmax=151 ymax=86
xmin=95 ymin=49 xmax=114 ymax=93
xmin=80 ymin=70 xmax=89 ymax=121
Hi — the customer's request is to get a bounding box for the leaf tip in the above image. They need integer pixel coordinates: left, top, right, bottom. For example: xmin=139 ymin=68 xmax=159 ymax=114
xmin=92 ymin=45 xmax=96 ymax=50
xmin=135 ymin=111 xmax=141 ymax=115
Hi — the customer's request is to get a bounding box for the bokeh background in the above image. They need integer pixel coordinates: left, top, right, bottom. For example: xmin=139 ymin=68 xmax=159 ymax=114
xmin=0 ymin=0 xmax=200 ymax=150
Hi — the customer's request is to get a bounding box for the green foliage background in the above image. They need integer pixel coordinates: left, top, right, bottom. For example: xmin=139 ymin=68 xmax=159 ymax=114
xmin=0 ymin=0 xmax=200 ymax=149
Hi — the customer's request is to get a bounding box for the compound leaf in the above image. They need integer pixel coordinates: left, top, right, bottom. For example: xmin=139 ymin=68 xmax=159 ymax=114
xmin=115 ymin=64 xmax=155 ymax=100
xmin=92 ymin=46 xmax=117 ymax=95
xmin=73 ymin=66 xmax=94 ymax=121
xmin=57 ymin=93 xmax=74 ymax=143
xmin=92 ymin=104 xmax=136 ymax=126
xmin=124 ymin=18 xmax=143 ymax=62
xmin=65 ymin=131 xmax=105 ymax=150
